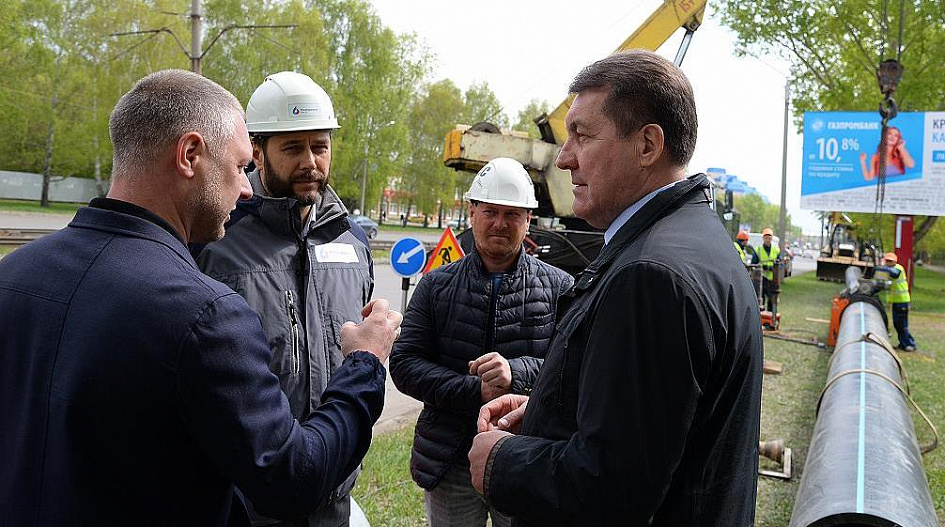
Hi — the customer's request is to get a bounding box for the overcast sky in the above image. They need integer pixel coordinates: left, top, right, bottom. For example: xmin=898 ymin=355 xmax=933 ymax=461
xmin=368 ymin=0 xmax=822 ymax=234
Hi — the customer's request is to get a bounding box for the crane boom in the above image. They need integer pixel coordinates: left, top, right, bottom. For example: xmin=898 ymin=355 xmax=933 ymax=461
xmin=542 ymin=0 xmax=706 ymax=145
xmin=443 ymin=0 xmax=708 ymax=222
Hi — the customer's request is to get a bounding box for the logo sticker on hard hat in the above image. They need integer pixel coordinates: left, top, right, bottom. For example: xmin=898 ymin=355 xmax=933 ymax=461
xmin=286 ymin=103 xmax=325 ymax=120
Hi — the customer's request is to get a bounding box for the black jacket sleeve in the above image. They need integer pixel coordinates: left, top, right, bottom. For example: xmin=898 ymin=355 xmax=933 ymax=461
xmin=176 ymin=293 xmax=385 ymax=520
xmin=389 ymin=274 xmax=482 ymax=413
xmin=487 ymin=262 xmax=713 ymax=524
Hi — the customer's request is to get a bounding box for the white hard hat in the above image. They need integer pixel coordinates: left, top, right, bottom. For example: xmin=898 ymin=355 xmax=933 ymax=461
xmin=464 ymin=157 xmax=538 ymax=209
xmin=246 ymin=71 xmax=340 ymax=133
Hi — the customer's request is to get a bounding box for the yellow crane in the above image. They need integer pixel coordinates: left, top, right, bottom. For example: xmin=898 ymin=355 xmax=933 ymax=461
xmin=443 ymin=0 xmax=708 ymax=224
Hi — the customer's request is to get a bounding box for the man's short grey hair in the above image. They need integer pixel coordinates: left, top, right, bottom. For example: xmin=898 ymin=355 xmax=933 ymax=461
xmin=109 ymin=69 xmax=243 ymax=179
xmin=569 ymin=50 xmax=698 ymax=167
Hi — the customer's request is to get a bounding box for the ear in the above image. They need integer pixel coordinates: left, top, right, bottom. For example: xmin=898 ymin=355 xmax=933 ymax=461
xmin=176 ymin=131 xmax=206 ymax=180
xmin=638 ymin=124 xmax=665 ymax=168
xmin=252 ymin=141 xmax=265 ymax=169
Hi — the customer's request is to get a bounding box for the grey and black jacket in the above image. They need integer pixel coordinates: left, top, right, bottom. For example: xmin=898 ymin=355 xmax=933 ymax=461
xmin=194 ymin=169 xmax=374 ymax=526
xmin=389 ymin=247 xmax=572 ymax=490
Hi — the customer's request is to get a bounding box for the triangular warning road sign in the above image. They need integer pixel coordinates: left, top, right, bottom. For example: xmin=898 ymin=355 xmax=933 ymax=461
xmin=423 ymin=228 xmax=465 ymax=274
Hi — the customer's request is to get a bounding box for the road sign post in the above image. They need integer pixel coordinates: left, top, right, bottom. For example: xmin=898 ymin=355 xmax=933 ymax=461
xmin=390 ymin=237 xmax=426 ymax=312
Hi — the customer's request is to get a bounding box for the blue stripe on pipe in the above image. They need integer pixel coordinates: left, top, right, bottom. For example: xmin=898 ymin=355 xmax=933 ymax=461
xmin=857 ymin=303 xmax=866 ymax=512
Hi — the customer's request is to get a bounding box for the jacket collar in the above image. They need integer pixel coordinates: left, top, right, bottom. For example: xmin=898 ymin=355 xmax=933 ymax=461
xmin=572 ymin=173 xmax=711 ymax=291
xmin=240 ymin=168 xmax=349 ymax=238
xmin=69 ymin=205 xmax=198 ymax=269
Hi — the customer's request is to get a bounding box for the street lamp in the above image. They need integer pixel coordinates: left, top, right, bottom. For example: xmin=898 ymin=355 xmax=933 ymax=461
xmin=360 ymin=120 xmax=396 ymax=216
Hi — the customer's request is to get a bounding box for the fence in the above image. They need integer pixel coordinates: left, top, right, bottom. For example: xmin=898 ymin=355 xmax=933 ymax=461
xmin=0 ymin=170 xmax=103 ymax=203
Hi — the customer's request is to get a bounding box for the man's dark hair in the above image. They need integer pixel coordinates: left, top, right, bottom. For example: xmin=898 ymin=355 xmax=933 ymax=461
xmin=569 ymin=50 xmax=698 ymax=167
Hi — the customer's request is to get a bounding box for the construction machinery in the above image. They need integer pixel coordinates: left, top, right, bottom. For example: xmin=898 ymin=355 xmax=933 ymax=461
xmin=816 ymin=212 xmax=877 ymax=282
xmin=442 ymin=0 xmax=709 ymax=275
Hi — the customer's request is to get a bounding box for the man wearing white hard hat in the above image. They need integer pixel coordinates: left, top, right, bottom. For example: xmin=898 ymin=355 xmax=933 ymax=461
xmin=390 ymin=158 xmax=573 ymax=527
xmin=195 ymin=71 xmax=375 ymax=527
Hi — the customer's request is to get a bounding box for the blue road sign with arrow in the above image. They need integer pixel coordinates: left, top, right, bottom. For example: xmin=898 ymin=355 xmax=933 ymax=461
xmin=390 ymin=237 xmax=426 ymax=278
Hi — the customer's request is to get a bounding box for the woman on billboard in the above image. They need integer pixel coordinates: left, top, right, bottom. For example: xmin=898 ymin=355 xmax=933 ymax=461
xmin=860 ymin=126 xmax=915 ymax=180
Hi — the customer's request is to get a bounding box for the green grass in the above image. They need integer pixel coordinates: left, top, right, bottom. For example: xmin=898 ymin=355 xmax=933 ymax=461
xmin=0 ymin=199 xmax=84 ymax=214
xmin=757 ymin=268 xmax=945 ymax=524
xmin=352 ymin=425 xmax=425 ymax=526
xmin=354 ymin=268 xmax=945 ymax=525
xmin=378 ymin=222 xmax=457 ymax=235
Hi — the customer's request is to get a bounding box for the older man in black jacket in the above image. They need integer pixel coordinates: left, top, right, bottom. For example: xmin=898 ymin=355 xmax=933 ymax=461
xmin=391 ymin=157 xmax=573 ymax=527
xmin=469 ymin=51 xmax=763 ymax=526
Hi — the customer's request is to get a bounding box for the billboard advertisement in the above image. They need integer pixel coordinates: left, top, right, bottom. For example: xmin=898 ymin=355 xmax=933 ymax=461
xmin=801 ymin=111 xmax=945 ymax=215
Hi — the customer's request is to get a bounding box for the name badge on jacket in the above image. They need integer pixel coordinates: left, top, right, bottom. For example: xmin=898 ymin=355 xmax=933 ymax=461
xmin=314 ymin=243 xmax=359 ymax=263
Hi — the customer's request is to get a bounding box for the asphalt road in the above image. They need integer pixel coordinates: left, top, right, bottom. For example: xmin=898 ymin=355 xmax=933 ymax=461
xmin=371 ymin=262 xmax=424 ymax=434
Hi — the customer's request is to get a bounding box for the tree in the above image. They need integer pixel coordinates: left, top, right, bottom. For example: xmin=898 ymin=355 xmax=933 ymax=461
xmin=0 ymin=0 xmax=432 ymax=212
xmin=512 ymin=98 xmax=551 ymax=139
xmin=734 ymin=192 xmax=800 ymax=237
xmin=404 ymin=79 xmax=465 ymax=220
xmin=462 ymin=81 xmax=509 ymax=129
xmin=718 ymin=0 xmax=944 ymax=249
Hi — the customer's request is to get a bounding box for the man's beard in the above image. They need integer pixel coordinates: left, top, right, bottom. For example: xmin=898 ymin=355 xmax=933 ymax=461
xmin=262 ymin=156 xmax=328 ymax=206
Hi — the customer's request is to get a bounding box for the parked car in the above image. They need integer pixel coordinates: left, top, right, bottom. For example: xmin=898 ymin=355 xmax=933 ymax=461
xmin=348 ymin=214 xmax=378 ymax=239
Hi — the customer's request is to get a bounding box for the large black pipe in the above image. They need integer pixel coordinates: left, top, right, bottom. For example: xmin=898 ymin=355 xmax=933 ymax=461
xmin=790 ymin=298 xmax=937 ymax=527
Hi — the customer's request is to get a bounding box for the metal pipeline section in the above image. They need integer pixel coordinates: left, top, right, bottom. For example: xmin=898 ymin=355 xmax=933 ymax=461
xmin=789 ymin=297 xmax=938 ymax=527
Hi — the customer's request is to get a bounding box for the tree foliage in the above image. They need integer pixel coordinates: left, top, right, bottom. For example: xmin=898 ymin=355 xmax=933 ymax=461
xmin=734 ymin=193 xmax=802 ymax=238
xmin=719 ymin=0 xmax=944 ymax=116
xmin=0 ymin=0 xmax=513 ymax=215
xmin=718 ymin=0 xmax=945 ymax=254
xmin=512 ymin=98 xmax=551 ymax=139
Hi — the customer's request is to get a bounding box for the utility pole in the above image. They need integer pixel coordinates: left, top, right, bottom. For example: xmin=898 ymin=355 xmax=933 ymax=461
xmin=111 ymin=0 xmax=294 ymax=76
xmin=190 ymin=0 xmax=202 ymax=74
xmin=777 ymin=80 xmax=790 ymax=250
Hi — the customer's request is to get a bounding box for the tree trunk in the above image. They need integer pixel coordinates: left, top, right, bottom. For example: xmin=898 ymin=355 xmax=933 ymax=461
xmin=914 ymin=216 xmax=938 ymax=244
xmin=42 ymin=54 xmax=63 ymax=208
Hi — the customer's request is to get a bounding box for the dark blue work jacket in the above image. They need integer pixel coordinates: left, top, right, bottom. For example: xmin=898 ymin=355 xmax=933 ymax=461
xmin=0 ymin=203 xmax=384 ymax=525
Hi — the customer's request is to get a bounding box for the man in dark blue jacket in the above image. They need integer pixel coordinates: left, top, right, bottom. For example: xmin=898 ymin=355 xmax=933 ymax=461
xmin=469 ymin=51 xmax=763 ymax=526
xmin=0 ymin=69 xmax=401 ymax=525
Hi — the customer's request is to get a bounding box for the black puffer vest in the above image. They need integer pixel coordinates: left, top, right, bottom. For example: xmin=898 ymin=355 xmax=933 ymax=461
xmin=390 ymin=248 xmax=572 ymax=489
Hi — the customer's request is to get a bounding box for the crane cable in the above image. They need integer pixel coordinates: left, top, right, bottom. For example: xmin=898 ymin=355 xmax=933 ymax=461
xmin=871 ymin=0 xmax=906 ymax=253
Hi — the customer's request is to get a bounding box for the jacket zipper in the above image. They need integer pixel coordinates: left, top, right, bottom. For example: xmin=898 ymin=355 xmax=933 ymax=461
xmin=284 ymin=290 xmax=301 ymax=374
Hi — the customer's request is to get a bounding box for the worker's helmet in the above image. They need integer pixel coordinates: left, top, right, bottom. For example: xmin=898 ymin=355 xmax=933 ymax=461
xmin=246 ymin=72 xmax=340 ymax=134
xmin=884 ymin=252 xmax=898 ymax=264
xmin=464 ymin=158 xmax=539 ymax=209
xmin=736 ymin=230 xmax=749 ymax=241
xmin=762 ymin=228 xmax=774 ymax=237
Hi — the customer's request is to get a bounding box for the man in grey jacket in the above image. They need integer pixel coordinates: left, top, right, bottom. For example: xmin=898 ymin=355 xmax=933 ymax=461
xmin=195 ymin=71 xmax=373 ymax=527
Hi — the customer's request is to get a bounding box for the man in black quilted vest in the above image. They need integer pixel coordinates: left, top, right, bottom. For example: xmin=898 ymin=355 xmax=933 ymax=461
xmin=390 ymin=157 xmax=573 ymax=527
